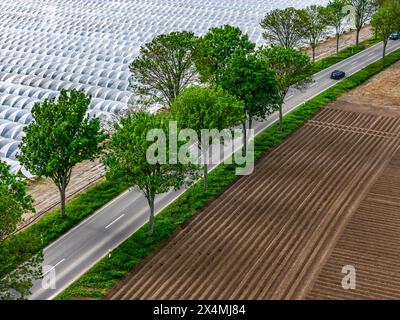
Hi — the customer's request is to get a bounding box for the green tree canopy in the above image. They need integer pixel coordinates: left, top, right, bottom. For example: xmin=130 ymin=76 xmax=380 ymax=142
xmin=260 ymin=7 xmax=304 ymax=49
xmin=171 ymin=86 xmax=245 ymax=188
xmin=350 ymin=0 xmax=375 ymax=46
xmin=130 ymin=31 xmax=199 ymax=108
xmin=103 ymin=112 xmax=197 ymax=236
xmin=371 ymin=0 xmax=400 ymax=58
xmin=0 ymin=161 xmax=42 ymax=300
xmin=195 ymin=25 xmax=255 ymax=84
xmin=258 ymin=45 xmax=311 ymax=129
xmin=326 ymin=0 xmax=352 ymax=55
xmin=220 ymin=54 xmax=281 ymax=151
xmin=18 ymin=89 xmax=106 ymax=218
xmin=0 ymin=161 xmax=33 ymax=239
xmin=299 ymin=5 xmax=329 ymax=63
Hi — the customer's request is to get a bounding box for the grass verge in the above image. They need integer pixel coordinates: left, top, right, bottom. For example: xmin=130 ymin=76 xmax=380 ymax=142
xmin=57 ymin=47 xmax=400 ymax=300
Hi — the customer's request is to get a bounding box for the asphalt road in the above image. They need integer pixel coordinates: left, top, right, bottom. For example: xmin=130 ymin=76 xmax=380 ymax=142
xmin=29 ymin=39 xmax=400 ymax=300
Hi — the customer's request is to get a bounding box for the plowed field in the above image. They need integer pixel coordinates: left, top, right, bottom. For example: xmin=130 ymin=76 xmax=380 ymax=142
xmin=307 ymin=148 xmax=400 ymax=299
xmin=107 ymin=104 xmax=400 ymax=299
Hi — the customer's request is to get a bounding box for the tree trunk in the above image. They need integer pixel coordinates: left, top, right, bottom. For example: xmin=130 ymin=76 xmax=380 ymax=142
xmin=383 ymin=40 xmax=387 ymax=60
xmin=242 ymin=121 xmax=247 ymax=156
xmin=356 ymin=29 xmax=360 ymax=47
xmin=200 ymin=142 xmax=209 ymax=189
xmin=203 ymin=163 xmax=208 ymax=190
xmin=147 ymin=195 xmax=155 ymax=237
xmin=312 ymin=45 xmax=316 ymax=63
xmin=55 ymin=172 xmax=71 ymax=218
xmin=336 ymin=34 xmax=340 ymax=56
xmin=279 ymin=104 xmax=283 ymax=131
xmin=59 ymin=184 xmax=66 ymax=218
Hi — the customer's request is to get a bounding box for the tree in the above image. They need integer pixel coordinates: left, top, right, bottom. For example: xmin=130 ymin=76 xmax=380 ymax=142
xmin=372 ymin=0 xmax=385 ymax=9
xmin=18 ymin=89 xmax=106 ymax=218
xmin=299 ymin=5 xmax=329 ymax=63
xmin=350 ymin=0 xmax=375 ymax=46
xmin=260 ymin=7 xmax=304 ymax=49
xmin=371 ymin=0 xmax=400 ymax=59
xmin=326 ymin=0 xmax=352 ymax=55
xmin=371 ymin=0 xmax=387 ymax=38
xmin=171 ymin=86 xmax=245 ymax=189
xmin=195 ymin=25 xmax=255 ymax=84
xmin=103 ymin=112 xmax=197 ymax=236
xmin=0 ymin=161 xmax=42 ymax=300
xmin=258 ymin=46 xmax=311 ymax=130
xmin=129 ymin=31 xmax=199 ymax=109
xmin=220 ymin=54 xmax=281 ymax=153
xmin=0 ymin=161 xmax=33 ymax=240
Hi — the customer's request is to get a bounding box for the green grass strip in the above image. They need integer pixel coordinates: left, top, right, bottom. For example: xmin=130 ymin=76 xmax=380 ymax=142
xmin=57 ymin=48 xmax=400 ymax=300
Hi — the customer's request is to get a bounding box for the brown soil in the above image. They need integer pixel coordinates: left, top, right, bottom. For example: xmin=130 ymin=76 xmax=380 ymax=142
xmin=307 ymin=148 xmax=400 ymax=299
xmin=106 ymin=62 xmax=400 ymax=300
xmin=330 ymin=61 xmax=400 ymax=117
xmin=305 ymin=61 xmax=400 ymax=300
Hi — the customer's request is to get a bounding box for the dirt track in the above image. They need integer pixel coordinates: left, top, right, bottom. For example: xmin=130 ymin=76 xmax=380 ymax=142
xmin=21 ymin=159 xmax=104 ymax=229
xmin=106 ymin=62 xmax=400 ymax=300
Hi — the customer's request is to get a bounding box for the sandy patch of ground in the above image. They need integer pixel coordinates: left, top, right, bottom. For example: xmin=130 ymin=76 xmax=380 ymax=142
xmin=330 ymin=61 xmax=400 ymax=117
xmin=21 ymin=159 xmax=104 ymax=228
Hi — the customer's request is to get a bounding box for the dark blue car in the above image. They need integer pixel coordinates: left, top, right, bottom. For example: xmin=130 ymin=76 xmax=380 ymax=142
xmin=330 ymin=70 xmax=346 ymax=80
xmin=389 ymin=32 xmax=400 ymax=40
